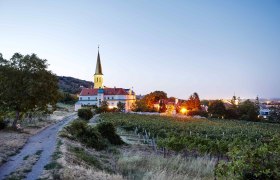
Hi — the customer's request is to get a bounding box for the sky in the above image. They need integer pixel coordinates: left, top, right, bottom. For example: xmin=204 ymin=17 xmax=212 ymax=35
xmin=0 ymin=0 xmax=280 ymax=99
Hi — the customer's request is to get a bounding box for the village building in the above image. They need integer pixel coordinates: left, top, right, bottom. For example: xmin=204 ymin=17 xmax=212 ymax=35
xmin=75 ymin=48 xmax=136 ymax=111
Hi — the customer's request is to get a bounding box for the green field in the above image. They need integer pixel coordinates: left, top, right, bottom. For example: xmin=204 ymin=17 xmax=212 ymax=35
xmin=100 ymin=113 xmax=280 ymax=179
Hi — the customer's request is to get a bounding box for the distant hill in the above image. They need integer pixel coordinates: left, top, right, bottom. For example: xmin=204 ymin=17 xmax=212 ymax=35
xmin=58 ymin=76 xmax=93 ymax=94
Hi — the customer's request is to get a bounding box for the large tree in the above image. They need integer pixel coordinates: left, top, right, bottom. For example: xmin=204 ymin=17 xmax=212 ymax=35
xmin=208 ymin=100 xmax=227 ymax=118
xmin=143 ymin=91 xmax=167 ymax=110
xmin=237 ymin=100 xmax=259 ymax=121
xmin=0 ymin=53 xmax=59 ymax=128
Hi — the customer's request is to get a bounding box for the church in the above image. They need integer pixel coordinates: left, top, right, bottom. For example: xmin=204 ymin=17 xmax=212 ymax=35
xmin=75 ymin=48 xmax=136 ymax=111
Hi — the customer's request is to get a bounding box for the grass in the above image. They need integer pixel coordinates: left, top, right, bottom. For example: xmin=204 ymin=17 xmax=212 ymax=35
xmin=23 ymin=155 xmax=29 ymax=160
xmin=117 ymin=152 xmax=216 ymax=180
xmin=23 ymin=168 xmax=32 ymax=173
xmin=35 ymin=150 xmax=43 ymax=156
xmin=69 ymin=146 xmax=103 ymax=170
xmin=44 ymin=161 xmax=62 ymax=170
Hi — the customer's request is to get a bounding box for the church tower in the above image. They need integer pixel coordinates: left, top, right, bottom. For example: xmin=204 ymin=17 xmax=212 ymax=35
xmin=94 ymin=47 xmax=104 ymax=89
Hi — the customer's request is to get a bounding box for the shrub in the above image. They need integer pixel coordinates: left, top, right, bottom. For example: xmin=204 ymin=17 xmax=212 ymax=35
xmin=97 ymin=122 xmax=124 ymax=145
xmin=78 ymin=108 xmax=93 ymax=120
xmin=65 ymin=120 xmax=107 ymax=150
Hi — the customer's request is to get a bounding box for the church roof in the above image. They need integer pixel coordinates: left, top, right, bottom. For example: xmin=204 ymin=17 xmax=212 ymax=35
xmin=80 ymin=88 xmax=129 ymax=96
xmin=95 ymin=49 xmax=103 ymax=75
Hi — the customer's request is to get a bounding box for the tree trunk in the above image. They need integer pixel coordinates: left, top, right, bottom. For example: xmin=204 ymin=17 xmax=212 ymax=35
xmin=12 ymin=110 xmax=20 ymax=129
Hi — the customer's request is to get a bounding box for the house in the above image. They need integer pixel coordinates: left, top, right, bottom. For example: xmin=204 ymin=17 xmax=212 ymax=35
xmin=75 ymin=48 xmax=136 ymax=111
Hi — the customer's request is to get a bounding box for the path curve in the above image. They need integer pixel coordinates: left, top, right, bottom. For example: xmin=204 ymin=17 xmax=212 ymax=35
xmin=0 ymin=113 xmax=77 ymax=180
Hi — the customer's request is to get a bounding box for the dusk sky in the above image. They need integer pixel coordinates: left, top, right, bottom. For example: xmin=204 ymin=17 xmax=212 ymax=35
xmin=1 ymin=0 xmax=280 ymax=99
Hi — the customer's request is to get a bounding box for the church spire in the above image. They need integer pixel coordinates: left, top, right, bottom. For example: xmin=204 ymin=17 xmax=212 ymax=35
xmin=95 ymin=46 xmax=103 ymax=75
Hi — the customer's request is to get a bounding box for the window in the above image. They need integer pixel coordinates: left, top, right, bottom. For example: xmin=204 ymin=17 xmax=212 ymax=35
xmin=80 ymin=97 xmax=82 ymax=100
xmin=88 ymin=97 xmax=90 ymax=100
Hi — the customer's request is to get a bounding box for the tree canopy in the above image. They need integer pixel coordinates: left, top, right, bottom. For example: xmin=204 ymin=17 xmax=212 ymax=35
xmin=0 ymin=53 xmax=59 ymax=127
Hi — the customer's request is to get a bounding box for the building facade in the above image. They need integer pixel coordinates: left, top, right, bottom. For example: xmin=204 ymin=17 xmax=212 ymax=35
xmin=75 ymin=48 xmax=136 ymax=111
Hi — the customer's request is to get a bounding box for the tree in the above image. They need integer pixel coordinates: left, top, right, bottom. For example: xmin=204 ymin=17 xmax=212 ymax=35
xmin=117 ymin=101 xmax=125 ymax=112
xmin=159 ymin=99 xmax=167 ymax=113
xmin=268 ymin=106 xmax=280 ymax=122
xmin=208 ymin=100 xmax=227 ymax=118
xmin=193 ymin=92 xmax=201 ymax=110
xmin=238 ymin=100 xmax=259 ymax=121
xmin=0 ymin=53 xmax=59 ymax=128
xmin=143 ymin=91 xmax=167 ymax=109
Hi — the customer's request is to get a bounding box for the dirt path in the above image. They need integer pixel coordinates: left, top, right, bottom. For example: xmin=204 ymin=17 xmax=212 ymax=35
xmin=0 ymin=114 xmax=77 ymax=180
xmin=88 ymin=114 xmax=100 ymax=126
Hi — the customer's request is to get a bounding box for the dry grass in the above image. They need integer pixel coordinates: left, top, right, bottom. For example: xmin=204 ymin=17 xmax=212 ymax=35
xmin=117 ymin=149 xmax=216 ymax=180
xmin=54 ymin=137 xmax=216 ymax=180
xmin=0 ymin=131 xmax=29 ymax=165
xmin=53 ymin=139 xmax=124 ymax=180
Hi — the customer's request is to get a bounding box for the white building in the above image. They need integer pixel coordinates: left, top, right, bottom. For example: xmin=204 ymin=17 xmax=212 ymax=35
xmin=75 ymin=48 xmax=136 ymax=111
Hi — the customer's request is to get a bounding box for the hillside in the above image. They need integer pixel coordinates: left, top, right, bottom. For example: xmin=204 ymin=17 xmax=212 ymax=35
xmin=58 ymin=76 xmax=93 ymax=94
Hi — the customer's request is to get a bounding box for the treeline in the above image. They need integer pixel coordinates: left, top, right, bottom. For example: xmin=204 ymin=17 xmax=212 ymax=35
xmin=207 ymin=99 xmax=259 ymax=121
xmin=58 ymin=76 xmax=93 ymax=94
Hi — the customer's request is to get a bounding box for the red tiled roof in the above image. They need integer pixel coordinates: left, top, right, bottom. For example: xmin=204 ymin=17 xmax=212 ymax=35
xmin=80 ymin=88 xmax=129 ymax=96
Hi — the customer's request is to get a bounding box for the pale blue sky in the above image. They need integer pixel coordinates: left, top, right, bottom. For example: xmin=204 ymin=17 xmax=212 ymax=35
xmin=0 ymin=0 xmax=280 ymax=99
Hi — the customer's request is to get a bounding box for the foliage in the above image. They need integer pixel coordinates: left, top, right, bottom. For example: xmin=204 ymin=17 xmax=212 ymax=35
xmin=187 ymin=110 xmax=208 ymax=117
xmin=97 ymin=122 xmax=124 ymax=145
xmin=133 ymin=99 xmax=151 ymax=112
xmin=216 ymin=135 xmax=280 ymax=179
xmin=238 ymin=99 xmax=259 ymax=121
xmin=58 ymin=76 xmax=93 ymax=94
xmin=69 ymin=146 xmax=103 ymax=170
xmin=208 ymin=100 xmax=226 ymax=118
xmin=133 ymin=91 xmax=167 ymax=112
xmin=268 ymin=106 xmax=280 ymax=122
xmin=58 ymin=92 xmax=78 ymax=104
xmin=0 ymin=53 xmax=59 ymax=127
xmin=63 ymin=119 xmax=124 ymax=150
xmin=78 ymin=108 xmax=93 ymax=120
xmin=158 ymin=100 xmax=167 ymax=113
xmin=142 ymin=91 xmax=167 ymax=109
xmin=64 ymin=120 xmax=107 ymax=150
xmin=96 ymin=101 xmax=109 ymax=113
xmin=117 ymin=101 xmax=125 ymax=112
xmin=178 ymin=92 xmax=203 ymax=115
xmin=100 ymin=113 xmax=280 ymax=177
xmin=165 ymin=104 xmax=175 ymax=115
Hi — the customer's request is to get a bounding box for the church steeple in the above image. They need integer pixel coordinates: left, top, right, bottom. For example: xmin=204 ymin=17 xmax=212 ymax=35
xmin=95 ymin=46 xmax=103 ymax=75
xmin=94 ymin=46 xmax=104 ymax=89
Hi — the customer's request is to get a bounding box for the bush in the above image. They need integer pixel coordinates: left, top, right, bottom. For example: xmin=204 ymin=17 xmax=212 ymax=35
xmin=65 ymin=120 xmax=107 ymax=150
xmin=97 ymin=122 xmax=124 ymax=145
xmin=78 ymin=108 xmax=93 ymax=120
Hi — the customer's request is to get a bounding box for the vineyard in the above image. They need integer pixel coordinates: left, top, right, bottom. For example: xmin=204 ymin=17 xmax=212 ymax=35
xmin=100 ymin=113 xmax=280 ymax=179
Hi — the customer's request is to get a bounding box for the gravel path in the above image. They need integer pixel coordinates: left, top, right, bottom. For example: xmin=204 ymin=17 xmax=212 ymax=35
xmin=0 ymin=114 xmax=77 ymax=180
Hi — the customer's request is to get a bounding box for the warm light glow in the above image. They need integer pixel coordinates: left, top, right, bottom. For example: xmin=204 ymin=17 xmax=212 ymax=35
xmin=180 ymin=108 xmax=187 ymax=114
xmin=108 ymin=106 xmax=114 ymax=109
